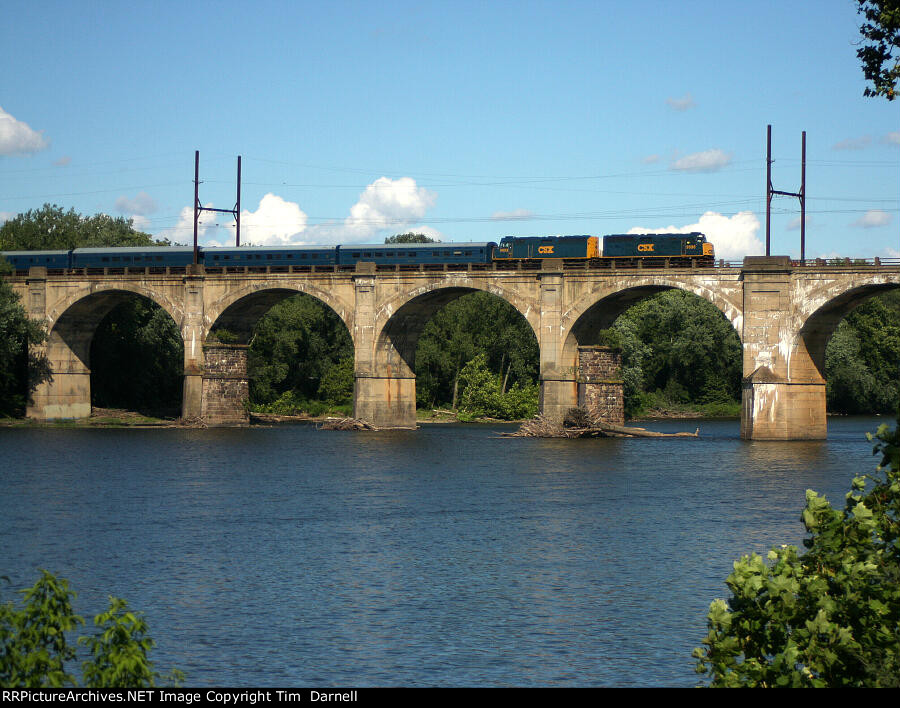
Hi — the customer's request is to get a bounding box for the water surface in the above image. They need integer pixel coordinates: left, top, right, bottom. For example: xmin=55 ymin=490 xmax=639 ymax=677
xmin=0 ymin=417 xmax=890 ymax=686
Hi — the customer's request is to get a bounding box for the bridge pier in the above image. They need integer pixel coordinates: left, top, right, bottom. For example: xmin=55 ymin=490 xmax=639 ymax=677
xmin=28 ymin=335 xmax=92 ymax=420
xmin=539 ymin=377 xmax=578 ymax=421
xmin=740 ymin=257 xmax=827 ymax=440
xmin=537 ymin=264 xmax=579 ymax=421
xmin=199 ymin=343 xmax=250 ymax=425
xmin=354 ymin=374 xmax=417 ymax=428
xmin=25 ymin=270 xmax=93 ymax=420
xmin=741 ymin=378 xmax=827 ymax=440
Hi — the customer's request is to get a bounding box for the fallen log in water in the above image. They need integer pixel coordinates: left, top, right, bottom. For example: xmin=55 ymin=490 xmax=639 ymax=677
xmin=500 ymin=415 xmax=698 ymax=439
xmin=318 ymin=417 xmax=380 ymax=431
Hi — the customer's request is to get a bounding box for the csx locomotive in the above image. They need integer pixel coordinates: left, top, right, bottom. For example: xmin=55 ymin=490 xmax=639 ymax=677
xmin=1 ymin=232 xmax=714 ymax=273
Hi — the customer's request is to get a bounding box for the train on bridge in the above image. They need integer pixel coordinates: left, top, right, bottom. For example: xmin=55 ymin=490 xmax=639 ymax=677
xmin=1 ymin=232 xmax=715 ymax=273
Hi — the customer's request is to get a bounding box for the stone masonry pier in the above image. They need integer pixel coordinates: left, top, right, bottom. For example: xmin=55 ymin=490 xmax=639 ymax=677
xmin=8 ymin=256 xmax=899 ymax=440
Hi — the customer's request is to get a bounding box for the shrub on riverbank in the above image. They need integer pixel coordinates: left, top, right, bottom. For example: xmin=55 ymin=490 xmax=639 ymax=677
xmin=694 ymin=417 xmax=900 ymax=687
xmin=0 ymin=570 xmax=182 ymax=687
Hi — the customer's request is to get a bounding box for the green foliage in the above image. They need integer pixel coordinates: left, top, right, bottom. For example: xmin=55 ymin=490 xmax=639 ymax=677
xmin=384 ymin=233 xmax=438 ymax=244
xmin=415 ymin=292 xmax=539 ymax=409
xmin=79 ymin=598 xmax=184 ymax=688
xmin=248 ymin=294 xmax=353 ymax=406
xmin=317 ymin=356 xmax=354 ymax=406
xmin=0 ymin=570 xmax=82 ymax=686
xmin=694 ymin=419 xmax=900 ymax=687
xmin=856 ymin=0 xmax=900 ymax=100
xmin=0 ymin=204 xmax=162 ymax=250
xmin=457 ymin=353 xmax=539 ymax=420
xmin=90 ymin=300 xmax=184 ymax=416
xmin=0 ymin=571 xmax=181 ymax=688
xmin=0 ymin=264 xmax=51 ymax=417
xmin=825 ymin=292 xmax=900 ymax=414
xmin=251 ymin=390 xmax=351 ymax=417
xmin=208 ymin=328 xmax=239 ymax=344
xmin=598 ymin=290 xmax=742 ymax=417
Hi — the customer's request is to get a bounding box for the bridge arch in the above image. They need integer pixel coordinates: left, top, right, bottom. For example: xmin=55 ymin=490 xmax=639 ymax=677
xmin=37 ymin=287 xmax=185 ymax=419
xmin=789 ymin=280 xmax=900 ymax=382
xmin=47 ymin=282 xmax=183 ymax=335
xmin=353 ymin=280 xmax=540 ymax=427
xmin=205 ymin=282 xmax=353 ymax=343
xmin=371 ymin=280 xmax=539 ymax=376
xmin=559 ymin=278 xmax=743 ymax=369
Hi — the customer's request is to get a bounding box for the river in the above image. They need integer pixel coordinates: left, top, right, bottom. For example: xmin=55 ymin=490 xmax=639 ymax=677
xmin=0 ymin=416 xmax=891 ymax=686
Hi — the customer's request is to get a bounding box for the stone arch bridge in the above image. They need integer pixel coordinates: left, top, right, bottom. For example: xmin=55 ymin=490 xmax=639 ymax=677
xmin=9 ymin=256 xmax=899 ymax=439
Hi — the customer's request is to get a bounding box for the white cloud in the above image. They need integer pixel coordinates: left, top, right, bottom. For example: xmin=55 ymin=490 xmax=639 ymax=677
xmin=158 ymin=204 xmax=221 ymax=245
xmin=666 ymin=93 xmax=696 ymax=111
xmin=232 ymin=193 xmax=309 ymax=246
xmin=832 ymin=135 xmax=871 ymax=150
xmin=130 ymin=215 xmax=151 ymax=231
xmin=669 ymin=149 xmax=732 ymax=173
xmin=628 ymin=210 xmax=763 ymax=260
xmin=0 ymin=107 xmax=49 ymax=156
xmin=54 ymin=155 xmax=71 ymax=167
xmin=852 ymin=209 xmax=893 ymax=228
xmin=115 ymin=191 xmax=158 ymax=216
xmin=641 ymin=154 xmax=661 ymax=164
xmin=0 ymin=211 xmax=15 ymax=225
xmin=162 ymin=177 xmax=439 ymax=247
xmin=883 ymin=246 xmax=900 ymax=258
xmin=340 ymin=177 xmax=436 ymax=241
xmin=491 ymin=208 xmax=535 ymax=221
xmin=882 ymin=132 xmax=900 ymax=145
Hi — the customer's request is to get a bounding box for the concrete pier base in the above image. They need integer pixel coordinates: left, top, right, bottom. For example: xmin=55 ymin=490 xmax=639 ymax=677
xmin=539 ymin=377 xmax=578 ymax=422
xmin=28 ymin=371 xmax=92 ymax=420
xmin=741 ymin=375 xmax=827 ymax=440
xmin=182 ymin=372 xmax=203 ymax=421
xmin=353 ymin=375 xmax=417 ymax=429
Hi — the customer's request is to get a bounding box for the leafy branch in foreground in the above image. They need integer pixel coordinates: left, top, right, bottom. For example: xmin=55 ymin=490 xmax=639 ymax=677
xmin=693 ymin=419 xmax=900 ymax=687
xmin=0 ymin=570 xmax=182 ymax=687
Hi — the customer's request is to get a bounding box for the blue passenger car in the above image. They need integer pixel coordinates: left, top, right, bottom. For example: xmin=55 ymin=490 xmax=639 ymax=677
xmin=71 ymin=247 xmax=195 ymax=269
xmin=201 ymin=246 xmax=338 ymax=267
xmin=1 ymin=250 xmax=71 ymax=272
xmin=336 ymin=242 xmax=495 ymax=267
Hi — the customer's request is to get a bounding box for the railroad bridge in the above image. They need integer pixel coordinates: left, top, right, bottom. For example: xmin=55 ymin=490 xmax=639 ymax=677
xmin=7 ymin=256 xmax=899 ymax=439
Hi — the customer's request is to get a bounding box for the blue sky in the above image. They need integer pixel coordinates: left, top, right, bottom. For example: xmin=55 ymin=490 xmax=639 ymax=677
xmin=1 ymin=0 xmax=898 ymax=259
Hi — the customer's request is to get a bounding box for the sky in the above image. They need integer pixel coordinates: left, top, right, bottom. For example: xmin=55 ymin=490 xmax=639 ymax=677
xmin=1 ymin=0 xmax=898 ymax=260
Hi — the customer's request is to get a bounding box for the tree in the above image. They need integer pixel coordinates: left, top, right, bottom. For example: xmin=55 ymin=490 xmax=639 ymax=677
xmin=693 ymin=419 xmax=900 ymax=687
xmin=456 ymin=353 xmax=539 ymax=420
xmin=90 ymin=300 xmax=184 ymax=416
xmin=384 ymin=233 xmax=438 ymax=244
xmin=856 ymin=0 xmax=900 ymax=100
xmin=0 ymin=570 xmax=182 ymax=687
xmin=247 ymin=294 xmax=353 ymax=407
xmin=595 ymin=290 xmax=742 ymax=416
xmin=0 ymin=260 xmax=51 ymax=417
xmin=415 ymin=292 xmax=539 ymax=410
xmin=825 ymin=292 xmax=900 ymax=414
xmin=0 ymin=204 xmax=162 ymax=250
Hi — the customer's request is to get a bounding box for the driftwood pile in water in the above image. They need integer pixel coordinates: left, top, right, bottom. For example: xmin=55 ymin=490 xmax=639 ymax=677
xmin=503 ymin=409 xmax=699 ymax=439
xmin=318 ymin=417 xmax=379 ymax=431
